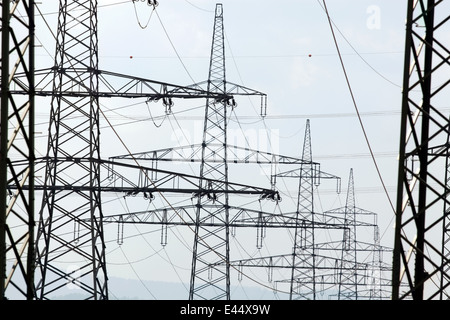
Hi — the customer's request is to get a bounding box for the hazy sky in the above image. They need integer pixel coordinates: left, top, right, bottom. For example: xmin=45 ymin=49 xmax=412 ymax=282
xmin=32 ymin=0 xmax=408 ymax=299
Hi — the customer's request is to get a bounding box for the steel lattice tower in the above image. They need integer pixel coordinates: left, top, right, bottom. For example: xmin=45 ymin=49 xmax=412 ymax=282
xmin=0 ymin=0 xmax=35 ymax=300
xmin=337 ymin=169 xmax=358 ymax=300
xmin=34 ymin=0 xmax=108 ymax=300
xmin=272 ymin=120 xmax=343 ymax=300
xmin=189 ymin=3 xmax=231 ymax=300
xmin=288 ymin=119 xmax=318 ymax=300
xmin=392 ymin=0 xmax=450 ymax=300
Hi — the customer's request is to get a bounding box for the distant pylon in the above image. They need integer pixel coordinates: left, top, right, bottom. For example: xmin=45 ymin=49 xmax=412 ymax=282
xmin=273 ymin=119 xmax=341 ymax=299
xmin=337 ymin=169 xmax=358 ymax=300
xmin=289 ymin=119 xmax=317 ymax=300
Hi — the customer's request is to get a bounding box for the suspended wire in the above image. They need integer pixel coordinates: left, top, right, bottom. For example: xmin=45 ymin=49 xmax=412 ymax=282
xmin=95 ymin=102 xmax=206 ymax=130
xmin=231 ymin=236 xmax=279 ymax=295
xmin=35 ymin=107 xmax=404 ymax=130
xmin=154 ymin=7 xmax=198 ymax=85
xmin=99 ymin=1 xmax=132 ymax=9
xmin=129 ymin=218 xmax=192 ymax=272
xmin=132 ymin=0 xmax=157 ymax=29
xmin=35 ymin=1 xmax=131 ymax=16
xmin=315 ymin=1 xmax=401 ymax=89
xmin=320 ymin=0 xmax=396 ymax=235
xmin=145 ymin=100 xmax=167 ymax=128
xmin=35 ymin=4 xmax=57 ymax=57
xmin=184 ymin=0 xmax=214 ymax=13
xmin=166 ymin=114 xmax=198 ymax=176
xmin=107 ymin=197 xmax=192 ymax=297
xmin=224 ymin=31 xmax=299 ymax=208
xmin=119 ymin=246 xmax=158 ymax=299
xmin=162 ymin=247 xmax=190 ymax=293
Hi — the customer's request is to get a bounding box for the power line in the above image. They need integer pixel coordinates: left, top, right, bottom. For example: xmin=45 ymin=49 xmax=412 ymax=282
xmin=316 ymin=0 xmax=402 ymax=88
xmin=320 ymin=0 xmax=396 ymax=242
xmin=154 ymin=8 xmax=197 ymax=85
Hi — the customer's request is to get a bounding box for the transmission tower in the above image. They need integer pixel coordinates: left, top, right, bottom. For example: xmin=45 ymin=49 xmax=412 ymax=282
xmin=336 ymin=169 xmax=365 ymax=299
xmin=323 ymin=169 xmax=392 ymax=300
xmin=338 ymin=169 xmax=359 ymax=299
xmin=34 ymin=0 xmax=109 ymax=300
xmin=0 ymin=0 xmax=36 ymax=300
xmin=274 ymin=119 xmax=341 ymax=300
xmin=187 ymin=3 xmax=231 ymax=300
xmin=392 ymin=0 xmax=450 ymax=300
xmin=110 ymin=3 xmax=269 ymax=300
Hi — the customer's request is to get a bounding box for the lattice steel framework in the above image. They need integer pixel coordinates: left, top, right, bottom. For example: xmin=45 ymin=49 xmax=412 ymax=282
xmin=326 ymin=170 xmax=387 ymax=300
xmin=392 ymin=0 xmax=450 ymax=300
xmin=336 ymin=169 xmax=359 ymax=299
xmin=288 ymin=120 xmax=324 ymax=300
xmin=0 ymin=0 xmax=35 ymax=300
xmin=274 ymin=120 xmax=343 ymax=300
xmin=189 ymin=3 xmax=231 ymax=300
xmin=34 ymin=0 xmax=108 ymax=300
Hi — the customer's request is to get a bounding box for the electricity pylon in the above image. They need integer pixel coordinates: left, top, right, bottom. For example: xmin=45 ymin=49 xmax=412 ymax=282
xmin=325 ymin=169 xmax=385 ymax=300
xmin=275 ymin=119 xmax=341 ymax=300
xmin=30 ymin=0 xmax=235 ymax=300
xmin=392 ymin=0 xmax=450 ymax=300
xmin=106 ymin=3 xmax=279 ymax=300
xmin=0 ymin=0 xmax=36 ymax=300
xmin=34 ymin=0 xmax=109 ymax=300
xmin=337 ymin=169 xmax=359 ymax=299
xmin=189 ymin=3 xmax=245 ymax=300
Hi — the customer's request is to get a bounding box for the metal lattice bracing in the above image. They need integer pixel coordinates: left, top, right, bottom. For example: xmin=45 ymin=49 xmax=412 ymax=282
xmin=273 ymin=120 xmax=341 ymax=300
xmin=392 ymin=0 xmax=450 ymax=300
xmin=189 ymin=3 xmax=231 ymax=300
xmin=34 ymin=0 xmax=108 ymax=300
xmin=326 ymin=169 xmax=385 ymax=300
xmin=337 ymin=169 xmax=359 ymax=300
xmin=0 ymin=0 xmax=36 ymax=300
xmin=289 ymin=120 xmax=317 ymax=300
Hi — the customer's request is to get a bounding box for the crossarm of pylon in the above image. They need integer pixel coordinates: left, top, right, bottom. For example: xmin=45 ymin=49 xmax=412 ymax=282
xmin=104 ymin=158 xmax=279 ymax=198
xmin=184 ymin=79 xmax=266 ymax=97
xmin=230 ymin=209 xmax=347 ymax=230
xmin=211 ymin=252 xmax=375 ymax=271
xmin=183 ymin=79 xmax=267 ymax=115
xmin=15 ymin=157 xmax=280 ymax=199
xmin=278 ymin=272 xmax=393 ymax=286
xmin=324 ymin=207 xmax=380 ymax=226
xmin=274 ymin=167 xmax=342 ymax=193
xmin=109 ymin=143 xmax=311 ymax=165
xmin=12 ymin=68 xmax=231 ymax=100
xmin=99 ymin=205 xmax=345 ymax=230
xmin=312 ymin=240 xmax=392 ymax=255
